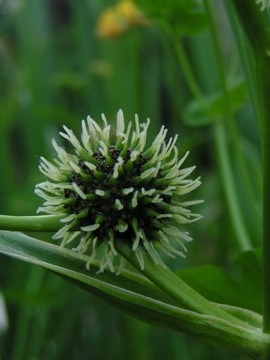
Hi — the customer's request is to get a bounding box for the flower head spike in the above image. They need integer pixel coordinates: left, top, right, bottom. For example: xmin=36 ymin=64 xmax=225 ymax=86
xmin=35 ymin=110 xmax=202 ymax=273
xmin=256 ymin=0 xmax=270 ymax=10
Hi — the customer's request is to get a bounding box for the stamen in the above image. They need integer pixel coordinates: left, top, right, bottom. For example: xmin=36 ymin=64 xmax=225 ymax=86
xmin=131 ymin=190 xmax=139 ymax=208
xmin=72 ymin=182 xmax=87 ymax=199
xmin=115 ymin=199 xmax=124 ymax=210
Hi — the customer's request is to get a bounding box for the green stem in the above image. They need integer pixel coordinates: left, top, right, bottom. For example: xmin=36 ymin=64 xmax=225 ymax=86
xmin=216 ymin=303 xmax=262 ymax=328
xmin=230 ymin=0 xmax=270 ymax=334
xmin=259 ymin=56 xmax=270 ymax=335
xmin=0 ymin=230 xmax=269 ymax=358
xmin=0 ymin=214 xmax=257 ymax=331
xmin=213 ymin=119 xmax=251 ymax=251
xmin=171 ymin=28 xmax=251 ymax=250
xmin=204 ymin=0 xmax=254 ymax=249
xmin=171 ymin=35 xmax=207 ymax=110
xmin=115 ymin=240 xmax=253 ymax=330
xmin=0 ymin=215 xmax=64 ymax=232
xmin=229 ymin=0 xmax=270 ymax=59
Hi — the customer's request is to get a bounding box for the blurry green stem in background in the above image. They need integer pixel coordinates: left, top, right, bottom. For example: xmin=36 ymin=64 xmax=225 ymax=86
xmin=204 ymin=0 xmax=254 ymax=251
xmin=171 ymin=37 xmax=206 ymax=110
xmin=11 ymin=266 xmax=47 ymax=360
xmin=230 ymin=0 xmax=270 ymax=334
xmin=213 ymin=119 xmax=251 ymax=250
xmin=171 ymin=24 xmax=251 ymax=252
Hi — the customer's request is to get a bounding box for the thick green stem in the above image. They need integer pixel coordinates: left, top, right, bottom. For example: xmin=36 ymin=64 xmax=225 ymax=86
xmin=0 ymin=231 xmax=268 ymax=358
xmin=229 ymin=0 xmax=270 ymax=57
xmin=0 ymin=215 xmax=64 ymax=232
xmin=115 ymin=240 xmax=253 ymax=330
xmin=230 ymin=0 xmax=270 ymax=334
xmin=0 ymin=213 xmax=256 ymax=330
xmin=261 ymin=58 xmax=270 ymax=334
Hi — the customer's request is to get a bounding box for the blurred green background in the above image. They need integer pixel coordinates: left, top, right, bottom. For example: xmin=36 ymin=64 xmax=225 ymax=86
xmin=0 ymin=0 xmax=261 ymax=359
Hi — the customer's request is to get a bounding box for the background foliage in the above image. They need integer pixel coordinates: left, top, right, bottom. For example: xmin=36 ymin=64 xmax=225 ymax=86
xmin=0 ymin=0 xmax=262 ymax=359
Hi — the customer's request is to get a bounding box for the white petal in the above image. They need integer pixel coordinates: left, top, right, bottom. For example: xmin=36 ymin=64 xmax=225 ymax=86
xmin=115 ymin=199 xmax=124 ymax=210
xmin=116 ymin=109 xmax=125 ymax=135
xmin=141 ymin=167 xmax=156 ymax=179
xmin=95 ymin=189 xmax=105 ymax=197
xmin=131 ymin=190 xmax=139 ymax=208
xmin=122 ymin=187 xmax=134 ymax=195
xmin=81 ymin=223 xmax=100 ymax=232
xmin=60 ymin=126 xmax=82 ymax=152
xmin=72 ymin=182 xmax=86 ymax=199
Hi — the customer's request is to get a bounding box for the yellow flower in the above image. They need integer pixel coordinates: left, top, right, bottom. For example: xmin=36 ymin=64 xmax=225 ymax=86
xmin=116 ymin=0 xmax=149 ymax=26
xmin=96 ymin=1 xmax=149 ymax=39
xmin=96 ymin=8 xmax=128 ymax=39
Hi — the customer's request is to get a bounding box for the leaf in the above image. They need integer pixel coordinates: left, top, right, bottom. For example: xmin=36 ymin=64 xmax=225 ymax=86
xmin=234 ymin=248 xmax=263 ymax=314
xmin=0 ymin=231 xmax=267 ymax=358
xmin=177 ymin=251 xmax=263 ymax=314
xmin=183 ymin=80 xmax=248 ymax=127
xmin=178 ymin=265 xmax=245 ymax=308
xmin=0 ymin=231 xmax=219 ymax=333
xmin=0 ymin=231 xmax=174 ymax=303
xmin=0 ymin=231 xmax=191 ymax=329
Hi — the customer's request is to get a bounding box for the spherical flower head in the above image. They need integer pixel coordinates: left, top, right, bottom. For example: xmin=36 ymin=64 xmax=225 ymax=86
xmin=256 ymin=0 xmax=270 ymax=10
xmin=35 ymin=110 xmax=202 ymax=273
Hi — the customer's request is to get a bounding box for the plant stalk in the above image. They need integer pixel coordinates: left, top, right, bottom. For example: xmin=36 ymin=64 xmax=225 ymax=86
xmin=0 ymin=214 xmax=257 ymax=331
xmin=230 ymin=0 xmax=270 ymax=333
xmin=115 ymin=240 xmax=253 ymax=330
xmin=0 ymin=215 xmax=64 ymax=232
xmin=204 ymin=0 xmax=253 ymax=250
xmin=172 ymin=28 xmax=251 ymax=251
xmin=1 ymin=230 xmax=269 ymax=358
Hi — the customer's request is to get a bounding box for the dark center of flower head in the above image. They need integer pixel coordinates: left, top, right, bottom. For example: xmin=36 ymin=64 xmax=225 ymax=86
xmin=63 ymin=144 xmax=171 ymax=243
